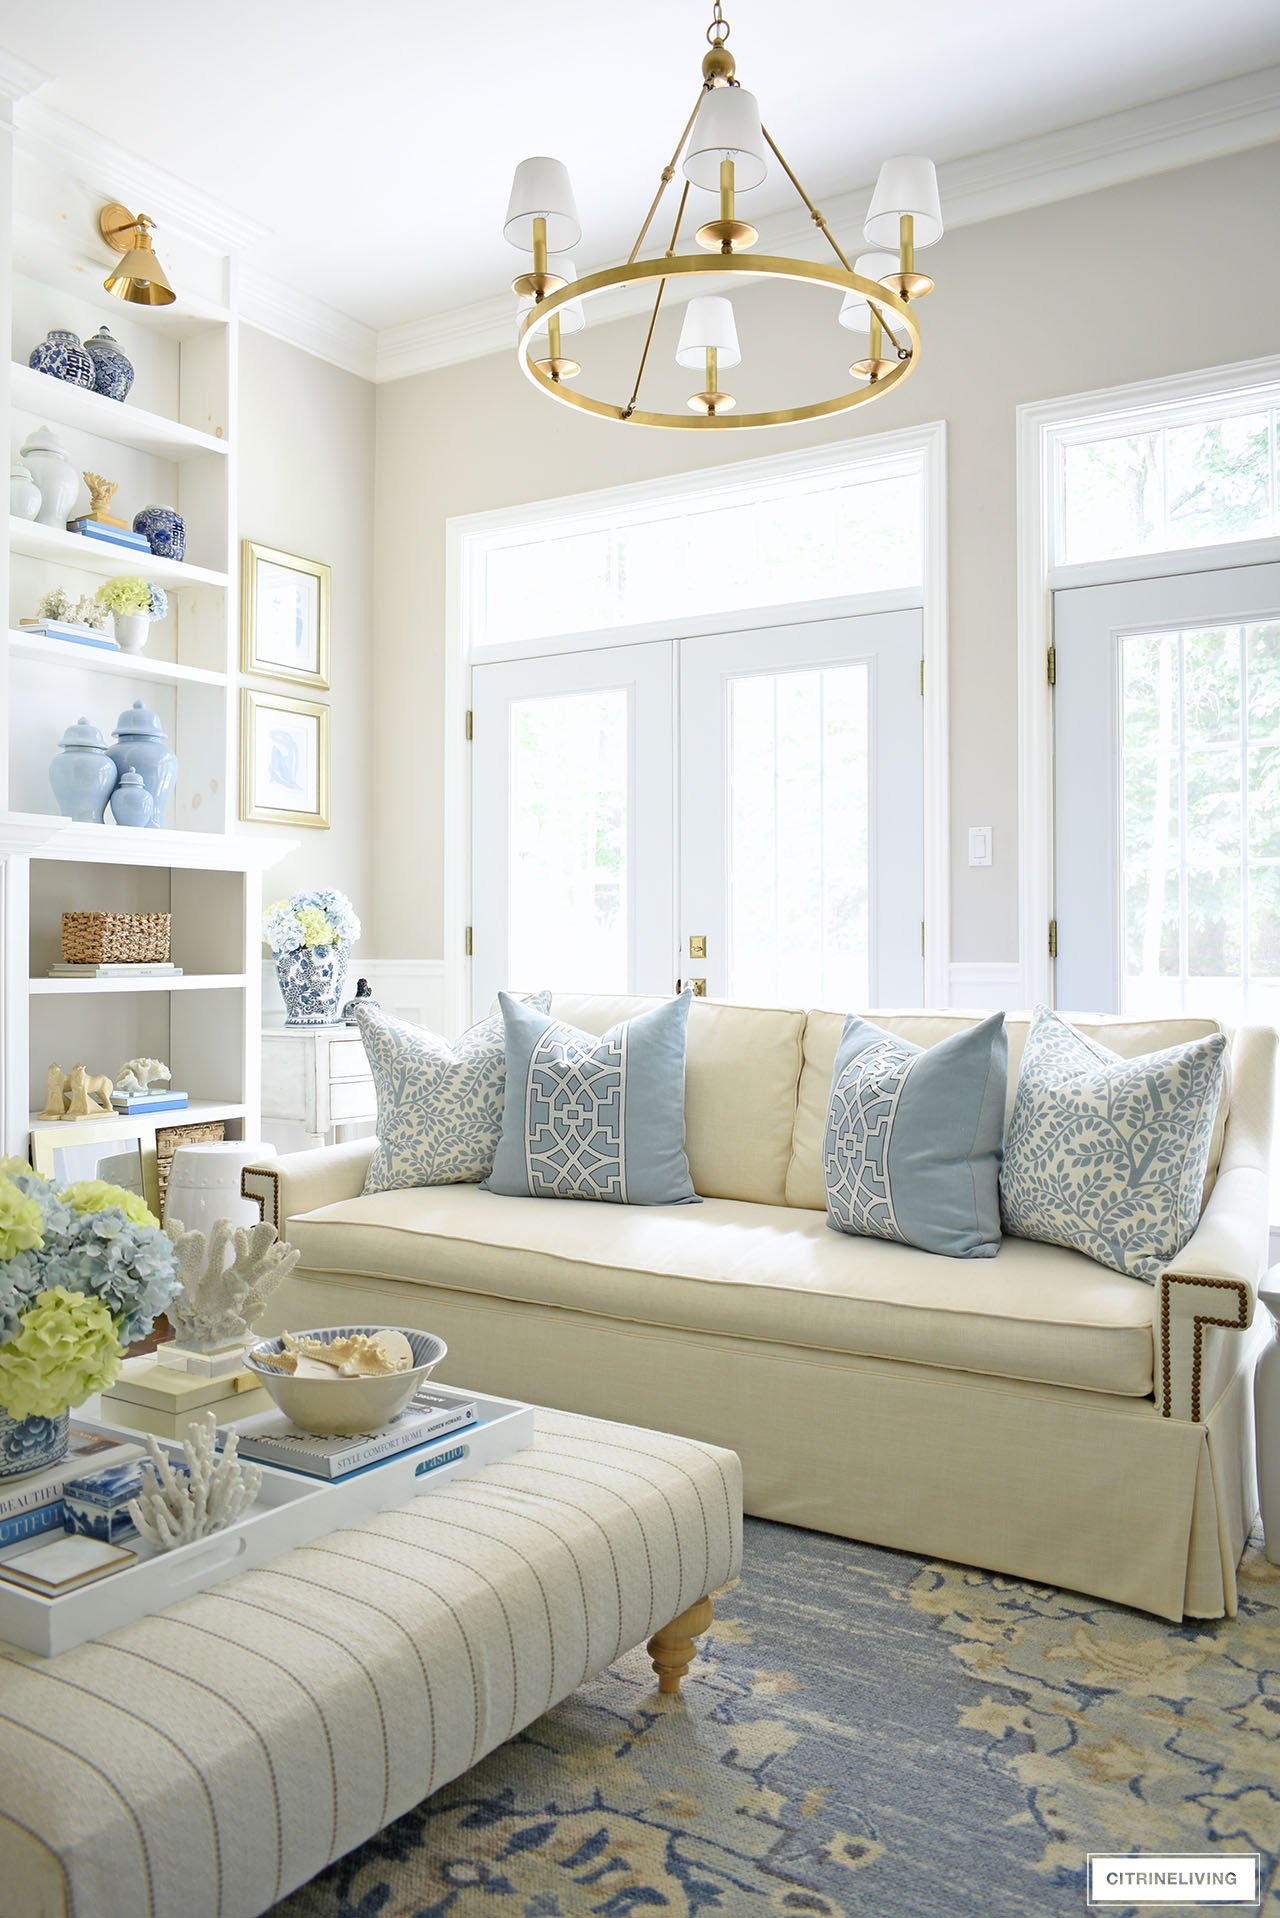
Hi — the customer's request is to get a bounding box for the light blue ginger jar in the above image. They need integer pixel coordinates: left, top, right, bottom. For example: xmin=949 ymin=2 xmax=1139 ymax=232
xmin=108 ymin=701 xmax=178 ymax=828
xmin=132 ymin=504 xmax=186 ymax=561
xmin=83 ymin=325 xmax=135 ymax=402
xmin=28 ymin=328 xmax=95 ymax=389
xmin=276 ymin=944 xmax=349 ymax=1025
xmin=108 ymin=766 xmax=154 ymax=827
xmin=0 ymin=1408 xmax=69 ymax=1481
xmin=49 ymin=717 xmax=119 ymax=823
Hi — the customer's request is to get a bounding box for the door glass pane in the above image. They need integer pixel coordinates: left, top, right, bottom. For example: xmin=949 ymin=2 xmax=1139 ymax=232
xmin=1119 ymin=623 xmax=1280 ymax=1025
xmin=508 ymin=689 xmax=629 ymax=989
xmin=727 ymin=663 xmax=870 ymax=1006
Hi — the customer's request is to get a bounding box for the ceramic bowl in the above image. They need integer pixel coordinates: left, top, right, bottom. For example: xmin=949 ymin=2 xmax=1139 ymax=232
xmin=244 ymin=1324 xmax=447 ymax=1436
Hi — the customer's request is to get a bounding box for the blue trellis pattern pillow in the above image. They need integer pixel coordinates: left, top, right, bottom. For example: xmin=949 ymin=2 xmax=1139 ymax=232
xmin=356 ymin=993 xmax=551 ymax=1193
xmin=823 ymin=1013 xmax=1008 ymax=1258
xmin=999 ymin=1007 xmax=1227 ymax=1280
xmin=484 ymin=990 xmax=697 ymax=1205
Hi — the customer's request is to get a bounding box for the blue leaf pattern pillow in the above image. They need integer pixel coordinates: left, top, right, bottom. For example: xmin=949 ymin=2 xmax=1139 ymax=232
xmin=357 ymin=993 xmax=551 ymax=1193
xmin=999 ymin=1007 xmax=1226 ymax=1280
xmin=484 ymin=990 xmax=697 ymax=1205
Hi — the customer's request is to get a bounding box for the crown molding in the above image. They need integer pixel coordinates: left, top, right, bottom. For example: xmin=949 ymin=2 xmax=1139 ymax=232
xmin=0 ymin=50 xmax=50 ymax=106
xmin=238 ymin=264 xmax=378 ymax=381
xmin=375 ymin=62 xmax=1280 ymax=383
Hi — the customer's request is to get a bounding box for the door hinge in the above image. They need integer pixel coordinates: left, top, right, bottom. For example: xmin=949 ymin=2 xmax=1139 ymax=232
xmin=1047 ymin=646 xmax=1056 ymax=687
xmin=464 ymin=926 xmax=473 ymax=957
xmin=1048 ymin=918 xmax=1058 ymax=959
xmin=465 ymin=709 xmax=473 ymax=740
xmin=919 ymin=657 xmax=924 ymax=697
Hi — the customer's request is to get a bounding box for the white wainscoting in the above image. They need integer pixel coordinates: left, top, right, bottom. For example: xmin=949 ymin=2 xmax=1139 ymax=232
xmin=945 ymin=962 xmax=1026 ymax=1011
xmin=262 ymin=958 xmax=448 ymax=1033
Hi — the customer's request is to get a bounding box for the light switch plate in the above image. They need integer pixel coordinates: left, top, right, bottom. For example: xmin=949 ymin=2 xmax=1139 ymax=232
xmin=968 ymin=826 xmax=993 ymax=867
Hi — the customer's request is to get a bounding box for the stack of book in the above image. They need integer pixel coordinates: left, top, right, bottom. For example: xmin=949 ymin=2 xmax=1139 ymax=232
xmin=0 ymin=1428 xmax=143 ymax=1550
xmin=17 ymin=617 xmax=119 ymax=652
xmin=49 ymin=962 xmax=183 ymax=981
xmin=67 ymin=517 xmax=153 ymax=556
xmin=111 ymin=1086 xmax=189 ymax=1115
xmin=230 ymin=1385 xmax=478 ymax=1480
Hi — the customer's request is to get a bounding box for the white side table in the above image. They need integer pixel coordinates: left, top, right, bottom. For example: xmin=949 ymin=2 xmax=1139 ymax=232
xmin=261 ymin=1024 xmax=375 ymax=1154
xmin=1257 ymin=1274 xmax=1280 ymax=1565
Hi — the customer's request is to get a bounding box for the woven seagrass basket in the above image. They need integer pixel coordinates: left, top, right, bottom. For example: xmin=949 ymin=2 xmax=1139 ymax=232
xmin=61 ymin=911 xmax=171 ymax=965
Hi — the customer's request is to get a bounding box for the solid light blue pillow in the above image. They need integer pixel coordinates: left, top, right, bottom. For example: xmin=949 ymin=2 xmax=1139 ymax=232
xmin=484 ymin=990 xmax=697 ymax=1205
xmin=823 ymin=1013 xmax=1008 ymax=1258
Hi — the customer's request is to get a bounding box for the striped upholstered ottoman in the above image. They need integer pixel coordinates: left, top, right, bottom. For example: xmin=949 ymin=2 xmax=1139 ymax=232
xmin=0 ymin=1408 xmax=742 ymax=1918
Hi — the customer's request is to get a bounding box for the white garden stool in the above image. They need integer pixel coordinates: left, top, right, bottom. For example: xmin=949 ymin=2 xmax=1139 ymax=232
xmin=164 ymin=1139 xmax=276 ymax=1235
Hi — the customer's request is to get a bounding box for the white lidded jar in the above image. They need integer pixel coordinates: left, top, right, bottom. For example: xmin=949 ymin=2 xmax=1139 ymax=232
xmin=19 ymin=423 xmax=79 ymax=529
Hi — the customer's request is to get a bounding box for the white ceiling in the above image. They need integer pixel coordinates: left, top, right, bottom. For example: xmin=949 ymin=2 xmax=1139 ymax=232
xmin=3 ymin=0 xmax=1279 ymax=333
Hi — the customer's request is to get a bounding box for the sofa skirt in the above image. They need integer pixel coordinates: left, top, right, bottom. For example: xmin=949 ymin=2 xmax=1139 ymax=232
xmin=260 ymin=1268 xmax=1266 ymax=1622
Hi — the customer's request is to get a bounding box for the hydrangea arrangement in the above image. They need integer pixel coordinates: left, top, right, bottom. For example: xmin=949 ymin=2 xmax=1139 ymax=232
xmin=0 ymin=1159 xmax=177 ymax=1420
xmin=94 ymin=576 xmax=168 ymax=621
xmin=263 ymin=888 xmax=361 ymax=956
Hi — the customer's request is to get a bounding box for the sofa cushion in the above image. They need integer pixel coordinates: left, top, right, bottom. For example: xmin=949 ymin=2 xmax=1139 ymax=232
xmin=284 ymin=1183 xmax=1156 ymax=1399
xmin=788 ymin=1009 xmax=1231 ymax=1212
xmin=1000 ymin=1008 xmax=1227 ymax=1280
xmin=825 ymin=1013 xmax=1007 ymax=1258
xmin=485 ymin=991 xmax=696 ymax=1205
xmin=553 ymin=994 xmax=804 ymax=1207
xmin=357 ymin=992 xmax=551 ymax=1192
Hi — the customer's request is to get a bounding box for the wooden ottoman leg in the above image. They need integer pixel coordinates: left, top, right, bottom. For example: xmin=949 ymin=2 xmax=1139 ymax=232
xmin=648 ymin=1595 xmax=714 ymax=1694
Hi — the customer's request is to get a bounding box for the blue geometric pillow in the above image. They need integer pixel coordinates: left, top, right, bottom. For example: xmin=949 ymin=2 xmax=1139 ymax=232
xmin=484 ymin=990 xmax=697 ymax=1205
xmin=357 ymin=993 xmax=551 ymax=1193
xmin=1000 ymin=1007 xmax=1226 ymax=1280
xmin=823 ymin=1013 xmax=1008 ymax=1258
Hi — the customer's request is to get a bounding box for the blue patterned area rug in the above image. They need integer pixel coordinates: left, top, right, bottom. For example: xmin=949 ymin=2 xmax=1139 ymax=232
xmin=274 ymin=1520 xmax=1280 ymax=1918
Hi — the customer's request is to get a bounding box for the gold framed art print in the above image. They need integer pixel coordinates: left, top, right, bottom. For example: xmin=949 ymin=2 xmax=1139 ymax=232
xmin=240 ymin=690 xmax=330 ymax=830
xmin=241 ymin=541 xmax=331 ymax=689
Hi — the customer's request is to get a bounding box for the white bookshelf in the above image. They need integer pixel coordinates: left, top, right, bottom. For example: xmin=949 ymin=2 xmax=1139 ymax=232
xmin=0 ymin=123 xmax=293 ymax=1162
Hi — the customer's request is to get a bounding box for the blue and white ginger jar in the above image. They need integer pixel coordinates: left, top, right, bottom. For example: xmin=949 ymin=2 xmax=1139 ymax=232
xmin=83 ymin=325 xmax=135 ymax=402
xmin=0 ymin=1407 xmax=69 ymax=1481
xmin=132 ymin=504 xmax=186 ymax=561
xmin=277 ymin=944 xmax=348 ymax=1025
xmin=108 ymin=701 xmax=178 ymax=828
xmin=28 ymin=328 xmax=95 ymax=389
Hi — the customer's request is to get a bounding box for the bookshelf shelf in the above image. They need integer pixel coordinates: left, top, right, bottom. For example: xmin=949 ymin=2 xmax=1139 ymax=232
xmin=9 ymin=518 xmax=228 ymax=588
xmin=10 ymin=364 xmax=229 ymax=462
xmin=8 ymin=629 xmax=226 ymax=688
xmin=30 ymin=973 xmax=251 ymax=996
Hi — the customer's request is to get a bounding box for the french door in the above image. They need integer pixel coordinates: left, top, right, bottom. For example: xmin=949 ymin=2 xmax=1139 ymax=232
xmin=1053 ymin=561 xmax=1280 ymax=1021
xmin=470 ymin=610 xmax=924 ymax=1017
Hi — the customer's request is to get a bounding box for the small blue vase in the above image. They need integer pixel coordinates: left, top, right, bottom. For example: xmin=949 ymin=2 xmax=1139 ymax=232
xmin=108 ymin=766 xmax=154 ymax=827
xmin=0 ymin=1407 xmax=69 ymax=1481
xmin=276 ymin=945 xmax=348 ymax=1024
xmin=50 ymin=717 xmax=119 ymax=824
xmin=108 ymin=701 xmax=178 ymax=828
xmin=132 ymin=504 xmax=186 ymax=561
xmin=83 ymin=325 xmax=135 ymax=402
xmin=28 ymin=328 xmax=95 ymax=389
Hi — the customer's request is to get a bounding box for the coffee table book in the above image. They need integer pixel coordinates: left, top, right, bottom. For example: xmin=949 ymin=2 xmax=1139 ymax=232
xmin=0 ymin=1393 xmax=535 ymax=1657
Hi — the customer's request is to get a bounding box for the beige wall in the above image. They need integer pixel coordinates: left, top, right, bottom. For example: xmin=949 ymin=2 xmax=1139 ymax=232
xmin=237 ymin=325 xmax=377 ymax=956
xmin=374 ymin=141 xmax=1280 ymax=967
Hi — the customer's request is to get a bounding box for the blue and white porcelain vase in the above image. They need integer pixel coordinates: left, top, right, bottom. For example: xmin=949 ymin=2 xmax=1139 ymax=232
xmin=132 ymin=504 xmax=186 ymax=561
xmin=49 ymin=717 xmax=119 ymax=824
xmin=83 ymin=325 xmax=135 ymax=402
xmin=108 ymin=766 xmax=154 ymax=828
xmin=0 ymin=1407 xmax=69 ymax=1481
xmin=276 ymin=945 xmax=349 ymax=1025
xmin=28 ymin=328 xmax=95 ymax=389
xmin=108 ymin=701 xmax=178 ymax=828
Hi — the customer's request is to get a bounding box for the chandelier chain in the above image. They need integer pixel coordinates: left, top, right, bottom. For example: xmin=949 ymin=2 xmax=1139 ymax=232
xmin=707 ymin=1 xmax=730 ymax=45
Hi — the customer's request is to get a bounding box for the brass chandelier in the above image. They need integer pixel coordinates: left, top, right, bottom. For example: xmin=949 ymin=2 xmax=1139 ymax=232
xmin=503 ymin=2 xmax=944 ymax=431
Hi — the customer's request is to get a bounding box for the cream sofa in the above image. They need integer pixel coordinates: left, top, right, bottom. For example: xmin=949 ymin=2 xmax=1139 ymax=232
xmin=245 ymin=997 xmax=1276 ymax=1622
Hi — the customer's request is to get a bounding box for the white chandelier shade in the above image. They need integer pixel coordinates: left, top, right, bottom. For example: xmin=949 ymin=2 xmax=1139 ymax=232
xmin=837 ymin=252 xmax=905 ymax=331
xmin=503 ymin=156 xmax=582 ymax=252
xmin=863 ymin=157 xmax=944 ymax=249
xmin=518 ymin=256 xmax=586 ymax=336
xmin=683 ymin=86 xmax=768 ymax=192
xmin=675 ymin=295 xmax=742 ymax=370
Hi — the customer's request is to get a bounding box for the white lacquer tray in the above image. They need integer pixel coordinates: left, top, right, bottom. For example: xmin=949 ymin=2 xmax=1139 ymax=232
xmin=0 ymin=1391 xmax=535 ymax=1657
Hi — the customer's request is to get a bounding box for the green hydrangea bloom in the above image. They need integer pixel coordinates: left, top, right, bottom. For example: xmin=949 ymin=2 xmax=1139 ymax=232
xmin=0 ymin=1177 xmax=44 ymax=1261
xmin=61 ymin=1180 xmax=158 ymax=1230
xmin=295 ymin=906 xmax=337 ymax=949
xmin=0 ymin=1287 xmax=122 ymax=1419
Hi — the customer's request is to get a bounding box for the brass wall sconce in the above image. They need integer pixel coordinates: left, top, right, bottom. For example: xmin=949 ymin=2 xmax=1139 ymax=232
xmin=99 ymin=204 xmax=176 ymax=307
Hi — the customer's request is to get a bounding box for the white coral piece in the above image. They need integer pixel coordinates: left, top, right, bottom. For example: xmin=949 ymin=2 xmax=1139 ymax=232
xmin=127 ymin=1413 xmax=262 ymax=1553
xmin=165 ymin=1218 xmax=301 ymax=1350
xmin=115 ymin=1057 xmax=171 ymax=1096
